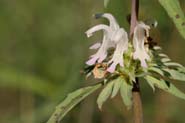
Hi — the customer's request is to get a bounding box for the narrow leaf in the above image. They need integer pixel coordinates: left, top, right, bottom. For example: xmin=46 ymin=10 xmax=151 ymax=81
xmin=144 ymin=75 xmax=185 ymax=100
xmin=47 ymin=83 xmax=101 ymax=123
xmin=111 ymin=77 xmax=122 ymax=98
xmin=145 ymin=78 xmax=155 ymax=91
xmin=97 ymin=81 xmax=114 ymax=109
xmin=163 ymin=68 xmax=185 ymax=81
xmin=144 ymin=75 xmax=167 ymax=90
xmin=148 ymin=67 xmax=165 ymax=76
xmin=158 ymin=0 xmax=185 ymax=40
xmin=164 ymin=62 xmax=183 ymax=67
xmin=158 ymin=53 xmax=168 ymax=58
xmin=120 ymin=78 xmax=133 ymax=109
xmin=153 ymin=46 xmax=162 ymax=50
xmin=161 ymin=58 xmax=171 ymax=63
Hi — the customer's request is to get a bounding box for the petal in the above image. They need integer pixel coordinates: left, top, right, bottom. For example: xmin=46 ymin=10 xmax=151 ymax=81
xmin=86 ymin=57 xmax=98 ymax=65
xmin=107 ymin=29 xmax=128 ymax=72
xmin=85 ymin=24 xmax=110 ymax=38
xmin=89 ymin=42 xmax=101 ymax=49
xmin=86 ymin=13 xmax=127 ymax=67
xmin=98 ymin=53 xmax=107 ymax=63
xmin=102 ymin=13 xmax=120 ymax=30
xmin=107 ymin=62 xmax=117 ymax=73
xmin=111 ymin=28 xmax=127 ymax=43
xmin=133 ymin=22 xmax=150 ymax=67
xmin=141 ymin=60 xmax=148 ymax=68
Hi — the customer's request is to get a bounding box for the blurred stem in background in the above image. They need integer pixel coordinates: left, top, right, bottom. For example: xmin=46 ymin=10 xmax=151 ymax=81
xmin=20 ymin=92 xmax=35 ymax=123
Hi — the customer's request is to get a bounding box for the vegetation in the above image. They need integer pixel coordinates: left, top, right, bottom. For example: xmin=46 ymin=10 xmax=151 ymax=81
xmin=0 ymin=0 xmax=185 ymax=123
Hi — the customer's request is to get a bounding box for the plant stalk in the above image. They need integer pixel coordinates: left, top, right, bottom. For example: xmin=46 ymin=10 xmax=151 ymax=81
xmin=129 ymin=0 xmax=143 ymax=123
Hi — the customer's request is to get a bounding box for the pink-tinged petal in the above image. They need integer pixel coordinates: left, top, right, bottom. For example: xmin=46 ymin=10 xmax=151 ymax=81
xmin=85 ymin=13 xmax=128 ymax=68
xmin=141 ymin=60 xmax=147 ymax=68
xmin=98 ymin=54 xmax=107 ymax=63
xmin=107 ymin=63 xmax=117 ymax=73
xmin=89 ymin=43 xmax=101 ymax=49
xmin=86 ymin=57 xmax=97 ymax=65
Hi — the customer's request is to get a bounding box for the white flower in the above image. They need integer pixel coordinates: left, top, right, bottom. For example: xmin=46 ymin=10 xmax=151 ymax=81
xmin=133 ymin=22 xmax=150 ymax=68
xmin=85 ymin=24 xmax=113 ymax=65
xmin=95 ymin=13 xmax=120 ymax=31
xmin=86 ymin=13 xmax=129 ymax=73
xmin=107 ymin=28 xmax=128 ymax=73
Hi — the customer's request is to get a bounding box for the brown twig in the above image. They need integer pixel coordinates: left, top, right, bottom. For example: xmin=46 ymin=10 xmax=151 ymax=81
xmin=129 ymin=0 xmax=143 ymax=123
xmin=132 ymin=78 xmax=143 ymax=123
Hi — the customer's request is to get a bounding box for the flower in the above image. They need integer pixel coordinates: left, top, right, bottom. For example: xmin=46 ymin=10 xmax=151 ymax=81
xmin=95 ymin=13 xmax=120 ymax=31
xmin=85 ymin=24 xmax=113 ymax=65
xmin=107 ymin=28 xmax=128 ymax=73
xmin=86 ymin=13 xmax=129 ymax=73
xmin=133 ymin=22 xmax=150 ymax=68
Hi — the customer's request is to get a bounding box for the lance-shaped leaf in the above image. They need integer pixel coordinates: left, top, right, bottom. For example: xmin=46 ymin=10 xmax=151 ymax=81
xmin=148 ymin=67 xmax=165 ymax=76
xmin=120 ymin=78 xmax=133 ymax=109
xmin=158 ymin=0 xmax=185 ymax=40
xmin=163 ymin=62 xmax=183 ymax=67
xmin=163 ymin=68 xmax=185 ymax=81
xmin=47 ymin=83 xmax=102 ymax=123
xmin=144 ymin=75 xmax=185 ymax=100
xmin=97 ymin=81 xmax=114 ymax=109
xmin=111 ymin=77 xmax=123 ymax=98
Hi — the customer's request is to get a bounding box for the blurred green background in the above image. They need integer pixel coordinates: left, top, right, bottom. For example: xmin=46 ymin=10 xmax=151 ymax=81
xmin=0 ymin=0 xmax=185 ymax=123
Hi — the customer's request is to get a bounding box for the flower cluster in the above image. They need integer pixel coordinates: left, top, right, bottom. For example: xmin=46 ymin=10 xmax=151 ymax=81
xmin=85 ymin=13 xmax=150 ymax=75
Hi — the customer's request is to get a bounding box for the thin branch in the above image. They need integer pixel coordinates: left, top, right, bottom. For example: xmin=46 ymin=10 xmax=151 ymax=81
xmin=129 ymin=0 xmax=143 ymax=123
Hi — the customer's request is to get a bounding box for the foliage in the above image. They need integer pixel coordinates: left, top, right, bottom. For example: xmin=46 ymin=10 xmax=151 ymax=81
xmin=47 ymin=83 xmax=102 ymax=123
xmin=0 ymin=0 xmax=185 ymax=123
xmin=158 ymin=0 xmax=185 ymax=40
xmin=46 ymin=1 xmax=185 ymax=120
xmin=47 ymin=43 xmax=185 ymax=123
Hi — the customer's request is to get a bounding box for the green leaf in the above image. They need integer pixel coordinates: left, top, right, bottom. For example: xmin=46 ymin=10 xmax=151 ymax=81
xmin=158 ymin=53 xmax=168 ymax=58
xmin=97 ymin=81 xmax=114 ymax=110
xmin=153 ymin=46 xmax=162 ymax=50
xmin=145 ymin=78 xmax=155 ymax=91
xmin=163 ymin=68 xmax=185 ymax=81
xmin=177 ymin=67 xmax=185 ymax=73
xmin=144 ymin=75 xmax=168 ymax=90
xmin=161 ymin=58 xmax=171 ymax=63
xmin=144 ymin=76 xmax=185 ymax=100
xmin=158 ymin=0 xmax=185 ymax=40
xmin=148 ymin=67 xmax=165 ymax=76
xmin=104 ymin=0 xmax=110 ymax=8
xmin=111 ymin=77 xmax=122 ymax=98
xmin=120 ymin=78 xmax=133 ymax=109
xmin=47 ymin=83 xmax=101 ymax=123
xmin=164 ymin=62 xmax=183 ymax=67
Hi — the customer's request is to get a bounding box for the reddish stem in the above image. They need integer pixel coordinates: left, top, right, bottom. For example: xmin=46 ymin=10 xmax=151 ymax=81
xmin=129 ymin=0 xmax=143 ymax=123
